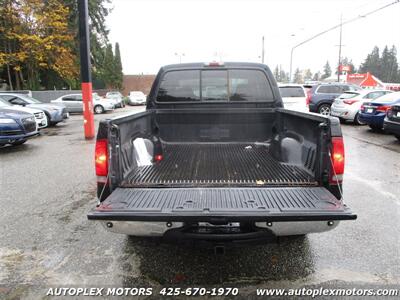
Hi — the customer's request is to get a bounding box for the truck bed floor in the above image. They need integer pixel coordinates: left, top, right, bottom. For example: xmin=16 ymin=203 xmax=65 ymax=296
xmin=121 ymin=143 xmax=316 ymax=187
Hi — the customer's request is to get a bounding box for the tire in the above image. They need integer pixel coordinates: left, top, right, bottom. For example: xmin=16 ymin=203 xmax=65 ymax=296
xmin=395 ymin=135 xmax=400 ymax=141
xmin=94 ymin=105 xmax=104 ymax=114
xmin=12 ymin=140 xmax=27 ymax=146
xmin=353 ymin=112 xmax=365 ymax=125
xmin=318 ymin=104 xmax=331 ymax=116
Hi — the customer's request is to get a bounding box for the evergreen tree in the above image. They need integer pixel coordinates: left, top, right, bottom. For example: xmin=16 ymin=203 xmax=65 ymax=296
xmin=312 ymin=72 xmax=321 ymax=81
xmin=293 ymin=68 xmax=303 ymax=84
xmin=273 ymin=65 xmax=280 ymax=82
xmin=321 ymin=61 xmax=331 ymax=80
xmin=359 ymin=46 xmax=381 ymax=76
xmin=304 ymin=69 xmax=312 ymax=81
xmin=114 ymin=43 xmax=123 ymax=89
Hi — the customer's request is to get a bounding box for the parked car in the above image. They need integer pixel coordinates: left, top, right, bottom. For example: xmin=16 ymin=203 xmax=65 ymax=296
xmin=51 ymin=93 xmax=114 ymax=114
xmin=106 ymin=91 xmax=125 ymax=108
xmin=383 ymin=105 xmax=400 ymax=141
xmin=278 ymin=84 xmax=309 ymax=112
xmin=128 ymin=91 xmax=146 ymax=105
xmin=0 ymin=98 xmax=48 ymax=129
xmin=93 ymin=93 xmax=119 ymax=110
xmin=0 ymin=93 xmax=68 ymax=126
xmin=358 ymin=91 xmax=400 ymax=130
xmin=331 ymin=89 xmax=392 ymax=125
xmin=0 ymin=108 xmax=38 ymax=146
xmin=88 ymin=62 xmax=356 ymax=243
xmin=308 ymin=83 xmax=362 ymax=115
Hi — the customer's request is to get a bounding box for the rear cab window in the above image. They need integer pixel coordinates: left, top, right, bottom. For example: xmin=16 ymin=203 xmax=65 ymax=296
xmin=156 ymin=68 xmax=273 ymax=102
xmin=279 ymin=86 xmax=305 ymax=97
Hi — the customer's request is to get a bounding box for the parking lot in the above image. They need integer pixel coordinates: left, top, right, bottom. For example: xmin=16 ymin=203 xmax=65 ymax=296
xmin=0 ymin=106 xmax=399 ymax=298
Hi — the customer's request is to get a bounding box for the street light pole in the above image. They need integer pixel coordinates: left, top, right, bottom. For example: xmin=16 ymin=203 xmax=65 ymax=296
xmin=261 ymin=36 xmax=265 ymax=64
xmin=337 ymin=14 xmax=343 ymax=82
xmin=78 ymin=0 xmax=95 ymax=139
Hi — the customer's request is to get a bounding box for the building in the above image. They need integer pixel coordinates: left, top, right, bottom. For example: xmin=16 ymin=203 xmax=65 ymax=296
xmin=122 ymin=75 xmax=156 ymax=96
xmin=346 ymin=72 xmax=400 ymax=91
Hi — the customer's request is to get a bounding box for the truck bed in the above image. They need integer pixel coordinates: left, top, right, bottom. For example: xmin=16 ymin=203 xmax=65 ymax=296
xmin=121 ymin=143 xmax=316 ymax=188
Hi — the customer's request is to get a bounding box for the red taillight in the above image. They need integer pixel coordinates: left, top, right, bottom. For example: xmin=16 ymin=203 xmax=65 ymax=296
xmin=330 ymin=137 xmax=345 ymax=184
xmin=343 ymin=99 xmax=358 ymax=105
xmin=95 ymin=139 xmax=108 ymax=176
xmin=376 ymin=105 xmax=391 ymax=113
xmin=154 ymin=154 xmax=163 ymax=162
xmin=305 ymin=91 xmax=311 ymax=106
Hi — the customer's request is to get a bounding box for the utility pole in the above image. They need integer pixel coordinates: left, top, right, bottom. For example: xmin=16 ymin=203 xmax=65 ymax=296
xmin=261 ymin=36 xmax=265 ymax=64
xmin=78 ymin=0 xmax=95 ymax=139
xmin=337 ymin=14 xmax=343 ymax=82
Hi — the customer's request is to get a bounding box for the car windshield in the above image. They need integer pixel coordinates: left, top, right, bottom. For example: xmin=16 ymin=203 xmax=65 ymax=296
xmin=279 ymin=86 xmax=305 ymax=97
xmin=0 ymin=99 xmax=12 ymax=107
xmin=19 ymin=94 xmax=42 ymax=104
xmin=373 ymin=92 xmax=400 ymax=103
xmin=339 ymin=92 xmax=359 ymax=99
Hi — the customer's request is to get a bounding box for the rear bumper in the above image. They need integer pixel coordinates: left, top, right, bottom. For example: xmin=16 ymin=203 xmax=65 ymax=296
xmin=383 ymin=118 xmax=400 ymax=135
xmin=358 ymin=112 xmax=385 ymax=127
xmin=99 ymin=220 xmax=340 ymax=237
xmin=330 ymin=106 xmax=357 ymax=120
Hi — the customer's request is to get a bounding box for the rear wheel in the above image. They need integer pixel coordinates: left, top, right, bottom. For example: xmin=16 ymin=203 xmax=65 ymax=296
xmin=94 ymin=105 xmax=104 ymax=114
xmin=354 ymin=112 xmax=365 ymax=125
xmin=318 ymin=104 xmax=331 ymax=116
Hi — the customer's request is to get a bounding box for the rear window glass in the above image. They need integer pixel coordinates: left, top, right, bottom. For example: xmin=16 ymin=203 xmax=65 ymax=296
xmin=157 ymin=70 xmax=200 ymax=102
xmin=229 ymin=69 xmax=273 ymax=101
xmin=339 ymin=92 xmax=359 ymax=99
xmin=157 ymin=69 xmax=273 ymax=102
xmin=279 ymin=86 xmax=305 ymax=97
xmin=202 ymin=70 xmax=228 ymax=101
xmin=317 ymin=85 xmax=341 ymax=93
xmin=373 ymin=92 xmax=400 ymax=103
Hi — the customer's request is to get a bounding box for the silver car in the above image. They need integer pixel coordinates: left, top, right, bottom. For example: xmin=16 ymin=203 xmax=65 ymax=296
xmin=51 ymin=93 xmax=115 ymax=114
xmin=331 ymin=89 xmax=392 ymax=124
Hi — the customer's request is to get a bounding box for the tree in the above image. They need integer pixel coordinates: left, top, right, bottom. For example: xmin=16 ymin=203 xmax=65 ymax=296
xmin=321 ymin=61 xmax=331 ymax=80
xmin=0 ymin=0 xmax=78 ymax=90
xmin=293 ymin=68 xmax=303 ymax=84
xmin=114 ymin=42 xmax=123 ymax=89
xmin=303 ymin=69 xmax=312 ymax=81
xmin=273 ymin=65 xmax=280 ymax=82
xmin=312 ymin=72 xmax=321 ymax=81
xmin=359 ymin=46 xmax=381 ymax=76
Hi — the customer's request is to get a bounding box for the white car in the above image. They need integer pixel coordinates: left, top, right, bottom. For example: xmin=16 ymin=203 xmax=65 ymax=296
xmin=278 ymin=84 xmax=309 ymax=112
xmin=0 ymin=98 xmax=48 ymax=128
xmin=129 ymin=91 xmax=146 ymax=105
xmin=330 ymin=89 xmax=392 ymax=124
xmin=106 ymin=91 xmax=125 ymax=108
xmin=51 ymin=93 xmax=115 ymax=114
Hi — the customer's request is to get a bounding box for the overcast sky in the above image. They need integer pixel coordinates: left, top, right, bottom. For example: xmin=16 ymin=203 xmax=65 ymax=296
xmin=106 ymin=0 xmax=400 ymax=75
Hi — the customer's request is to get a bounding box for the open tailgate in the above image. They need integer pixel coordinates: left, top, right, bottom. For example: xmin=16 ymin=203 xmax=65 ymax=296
xmin=88 ymin=187 xmax=356 ymax=222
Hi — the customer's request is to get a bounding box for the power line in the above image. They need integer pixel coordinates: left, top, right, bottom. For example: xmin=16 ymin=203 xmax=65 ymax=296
xmin=289 ymin=0 xmax=400 ymax=82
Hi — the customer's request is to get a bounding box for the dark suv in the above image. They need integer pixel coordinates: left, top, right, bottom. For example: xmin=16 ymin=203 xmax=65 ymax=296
xmin=308 ymin=83 xmax=362 ymax=115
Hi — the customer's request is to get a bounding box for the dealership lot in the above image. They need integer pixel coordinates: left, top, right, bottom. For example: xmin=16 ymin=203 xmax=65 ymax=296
xmin=0 ymin=107 xmax=399 ymax=298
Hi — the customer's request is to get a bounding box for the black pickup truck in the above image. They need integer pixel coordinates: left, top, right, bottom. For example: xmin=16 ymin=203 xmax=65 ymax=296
xmin=88 ymin=62 xmax=356 ymax=245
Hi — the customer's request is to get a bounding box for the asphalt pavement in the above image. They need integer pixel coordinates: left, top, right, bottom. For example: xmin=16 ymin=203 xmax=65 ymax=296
xmin=0 ymin=106 xmax=399 ymax=299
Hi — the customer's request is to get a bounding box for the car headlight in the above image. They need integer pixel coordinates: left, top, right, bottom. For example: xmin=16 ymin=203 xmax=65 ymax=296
xmin=0 ymin=118 xmax=17 ymax=124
